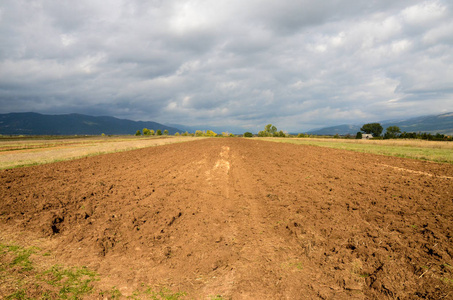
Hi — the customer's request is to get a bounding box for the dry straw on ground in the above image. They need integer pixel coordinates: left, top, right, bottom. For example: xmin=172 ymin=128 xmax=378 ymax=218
xmin=0 ymin=136 xmax=201 ymax=169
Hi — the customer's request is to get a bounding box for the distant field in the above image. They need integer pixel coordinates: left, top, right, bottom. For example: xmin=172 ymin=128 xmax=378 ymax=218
xmin=0 ymin=136 xmax=201 ymax=169
xmin=259 ymin=137 xmax=453 ymax=164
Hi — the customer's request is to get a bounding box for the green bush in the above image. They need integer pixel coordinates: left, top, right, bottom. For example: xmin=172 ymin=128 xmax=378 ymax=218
xmin=143 ymin=128 xmax=151 ymax=136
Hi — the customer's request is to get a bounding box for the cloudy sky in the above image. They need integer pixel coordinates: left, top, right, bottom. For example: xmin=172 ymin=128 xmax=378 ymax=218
xmin=1 ymin=0 xmax=452 ymax=132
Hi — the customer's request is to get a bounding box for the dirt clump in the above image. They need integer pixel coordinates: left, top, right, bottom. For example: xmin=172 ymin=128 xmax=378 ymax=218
xmin=1 ymin=138 xmax=452 ymax=299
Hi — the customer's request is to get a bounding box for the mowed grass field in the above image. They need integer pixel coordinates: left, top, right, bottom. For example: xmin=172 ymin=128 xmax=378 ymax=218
xmin=0 ymin=135 xmax=201 ymax=169
xmin=259 ymin=137 xmax=453 ymax=164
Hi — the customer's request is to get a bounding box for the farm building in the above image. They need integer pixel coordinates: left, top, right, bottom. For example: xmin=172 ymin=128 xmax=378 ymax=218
xmin=362 ymin=134 xmax=373 ymax=139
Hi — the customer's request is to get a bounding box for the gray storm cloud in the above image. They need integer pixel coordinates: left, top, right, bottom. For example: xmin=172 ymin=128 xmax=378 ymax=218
xmin=0 ymin=0 xmax=452 ymax=132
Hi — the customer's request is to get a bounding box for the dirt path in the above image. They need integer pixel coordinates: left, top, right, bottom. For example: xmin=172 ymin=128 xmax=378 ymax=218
xmin=1 ymin=138 xmax=452 ymax=299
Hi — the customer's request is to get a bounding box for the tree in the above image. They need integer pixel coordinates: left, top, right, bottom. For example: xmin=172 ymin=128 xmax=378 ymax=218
xmin=163 ymin=129 xmax=169 ymax=135
xmin=205 ymin=130 xmax=217 ymax=137
xmin=135 ymin=130 xmax=141 ymax=136
xmin=355 ymin=132 xmax=362 ymax=139
xmin=156 ymin=129 xmax=162 ymax=135
xmin=360 ymin=123 xmax=383 ymax=137
xmin=265 ymin=124 xmax=277 ymax=135
xmin=195 ymin=130 xmax=203 ymax=137
xmin=258 ymin=124 xmax=278 ymax=137
xmin=143 ymin=128 xmax=151 ymax=136
xmin=150 ymin=129 xmax=155 ymax=135
xmin=175 ymin=132 xmax=180 ymax=136
xmin=384 ymin=126 xmax=401 ymax=139
xmin=243 ymin=132 xmax=253 ymax=137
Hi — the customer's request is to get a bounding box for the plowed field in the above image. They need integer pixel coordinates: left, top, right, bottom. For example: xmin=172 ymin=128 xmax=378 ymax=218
xmin=1 ymin=138 xmax=453 ymax=299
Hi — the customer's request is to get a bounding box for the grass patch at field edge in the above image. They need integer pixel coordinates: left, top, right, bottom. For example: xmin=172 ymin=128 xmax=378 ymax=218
xmin=258 ymin=138 xmax=453 ymax=164
xmin=0 ymin=241 xmax=188 ymax=299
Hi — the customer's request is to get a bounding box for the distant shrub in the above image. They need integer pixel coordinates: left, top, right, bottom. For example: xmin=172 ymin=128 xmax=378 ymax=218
xmin=205 ymin=130 xmax=217 ymax=137
xmin=143 ymin=128 xmax=151 ymax=136
xmin=135 ymin=130 xmax=141 ymax=136
xmin=175 ymin=132 xmax=180 ymax=136
xmin=258 ymin=124 xmax=278 ymax=137
xmin=156 ymin=130 xmax=162 ymax=135
xmin=243 ymin=132 xmax=253 ymax=137
xmin=384 ymin=126 xmax=401 ymax=139
xmin=356 ymin=132 xmax=362 ymax=139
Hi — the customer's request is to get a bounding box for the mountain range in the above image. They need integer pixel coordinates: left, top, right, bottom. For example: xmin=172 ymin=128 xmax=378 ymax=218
xmin=0 ymin=112 xmax=180 ymax=135
xmin=307 ymin=112 xmax=453 ymax=136
xmin=1 ymin=112 xmax=452 ymax=136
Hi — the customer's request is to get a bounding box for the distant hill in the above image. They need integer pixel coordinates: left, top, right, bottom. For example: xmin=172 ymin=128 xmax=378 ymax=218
xmin=306 ymin=124 xmax=362 ymax=136
xmin=0 ymin=112 xmax=181 ymax=135
xmin=165 ymin=123 xmax=196 ymax=133
xmin=307 ymin=112 xmax=453 ymax=136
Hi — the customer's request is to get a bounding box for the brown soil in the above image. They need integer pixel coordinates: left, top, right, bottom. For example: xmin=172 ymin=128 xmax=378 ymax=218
xmin=1 ymin=138 xmax=452 ymax=299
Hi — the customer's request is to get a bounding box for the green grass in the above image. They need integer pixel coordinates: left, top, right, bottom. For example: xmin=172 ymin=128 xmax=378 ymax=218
xmin=1 ymin=241 xmax=188 ymax=299
xmin=147 ymin=287 xmax=186 ymax=300
xmin=112 ymin=284 xmax=186 ymax=300
xmin=40 ymin=265 xmax=98 ymax=299
xmin=1 ymin=242 xmax=98 ymax=299
xmin=259 ymin=137 xmax=453 ymax=163
xmin=0 ymin=244 xmax=38 ymax=272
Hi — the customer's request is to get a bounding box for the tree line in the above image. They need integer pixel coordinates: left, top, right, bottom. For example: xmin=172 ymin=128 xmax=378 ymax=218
xmin=357 ymin=123 xmax=452 ymax=141
xmin=135 ymin=128 xmax=236 ymax=137
xmin=135 ymin=128 xmax=168 ymax=136
xmin=134 ymin=123 xmax=452 ymax=141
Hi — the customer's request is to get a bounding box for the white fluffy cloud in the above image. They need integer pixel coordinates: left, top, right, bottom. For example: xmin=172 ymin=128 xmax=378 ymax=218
xmin=1 ymin=0 xmax=452 ymax=132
